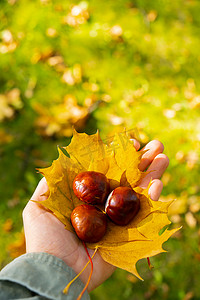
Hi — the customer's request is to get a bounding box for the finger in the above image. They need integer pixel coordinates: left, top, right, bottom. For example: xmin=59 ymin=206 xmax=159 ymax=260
xmin=139 ymin=140 xmax=164 ymax=171
xmin=23 ymin=178 xmax=49 ymax=221
xmin=30 ymin=177 xmax=49 ymax=202
xmin=139 ymin=153 xmax=169 ymax=188
xmin=130 ymin=138 xmax=140 ymax=151
xmin=148 ymin=179 xmax=163 ymax=201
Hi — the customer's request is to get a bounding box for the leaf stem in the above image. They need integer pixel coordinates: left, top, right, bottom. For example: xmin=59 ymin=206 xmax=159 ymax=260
xmin=147 ymin=257 xmax=154 ymax=270
xmin=77 ymin=242 xmax=94 ymax=300
xmin=63 ymin=246 xmax=97 ymax=297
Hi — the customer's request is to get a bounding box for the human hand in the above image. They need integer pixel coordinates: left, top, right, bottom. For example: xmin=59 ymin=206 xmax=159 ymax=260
xmin=23 ymin=140 xmax=169 ymax=292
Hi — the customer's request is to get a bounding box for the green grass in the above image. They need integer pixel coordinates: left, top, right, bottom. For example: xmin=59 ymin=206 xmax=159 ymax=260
xmin=0 ymin=0 xmax=200 ymax=299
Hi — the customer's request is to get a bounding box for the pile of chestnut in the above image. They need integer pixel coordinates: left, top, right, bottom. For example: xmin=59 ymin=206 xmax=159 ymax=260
xmin=71 ymin=171 xmax=140 ymax=243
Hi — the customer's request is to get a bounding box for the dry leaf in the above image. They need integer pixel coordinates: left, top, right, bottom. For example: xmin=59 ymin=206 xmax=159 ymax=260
xmin=33 ymin=96 xmax=88 ymax=137
xmin=7 ymin=231 xmax=26 ymax=258
xmin=2 ymin=218 xmax=13 ymax=232
xmin=38 ymin=130 xmax=179 ymax=279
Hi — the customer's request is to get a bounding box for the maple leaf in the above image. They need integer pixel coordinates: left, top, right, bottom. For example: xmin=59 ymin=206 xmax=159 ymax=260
xmin=38 ymin=130 xmax=179 ymax=279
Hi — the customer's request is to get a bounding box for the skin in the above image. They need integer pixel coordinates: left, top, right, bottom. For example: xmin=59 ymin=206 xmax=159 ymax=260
xmin=23 ymin=139 xmax=169 ymax=292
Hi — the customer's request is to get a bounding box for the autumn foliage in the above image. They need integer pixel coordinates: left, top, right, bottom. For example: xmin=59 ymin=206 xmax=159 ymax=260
xmin=1 ymin=1 xmax=200 ymax=299
xmin=38 ymin=130 xmax=178 ymax=279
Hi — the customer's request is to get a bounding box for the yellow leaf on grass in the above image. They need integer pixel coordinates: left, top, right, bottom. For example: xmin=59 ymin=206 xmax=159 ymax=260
xmin=38 ymin=130 xmax=179 ymax=278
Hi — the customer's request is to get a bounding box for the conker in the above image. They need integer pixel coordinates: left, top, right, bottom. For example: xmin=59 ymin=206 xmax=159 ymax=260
xmin=73 ymin=171 xmax=109 ymax=205
xmin=71 ymin=204 xmax=107 ymax=243
xmin=105 ymin=186 xmax=140 ymax=226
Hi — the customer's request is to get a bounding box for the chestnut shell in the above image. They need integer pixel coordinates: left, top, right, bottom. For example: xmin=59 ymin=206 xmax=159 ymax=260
xmin=73 ymin=171 xmax=110 ymax=205
xmin=71 ymin=204 xmax=107 ymax=243
xmin=105 ymin=186 xmax=140 ymax=226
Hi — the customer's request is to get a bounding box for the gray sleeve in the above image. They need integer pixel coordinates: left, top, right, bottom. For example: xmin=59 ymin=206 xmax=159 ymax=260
xmin=0 ymin=252 xmax=90 ymax=300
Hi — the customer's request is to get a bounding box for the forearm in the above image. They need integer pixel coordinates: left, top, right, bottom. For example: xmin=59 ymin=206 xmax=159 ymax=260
xmin=0 ymin=252 xmax=90 ymax=300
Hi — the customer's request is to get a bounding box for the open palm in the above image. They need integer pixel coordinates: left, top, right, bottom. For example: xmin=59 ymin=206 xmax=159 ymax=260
xmin=23 ymin=140 xmax=169 ymax=292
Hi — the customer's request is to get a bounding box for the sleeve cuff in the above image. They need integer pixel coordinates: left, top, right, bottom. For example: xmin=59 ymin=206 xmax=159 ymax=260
xmin=0 ymin=252 xmax=90 ymax=300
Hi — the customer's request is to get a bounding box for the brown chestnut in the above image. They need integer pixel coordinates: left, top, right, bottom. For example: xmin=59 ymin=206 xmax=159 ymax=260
xmin=71 ymin=204 xmax=107 ymax=243
xmin=105 ymin=187 xmax=140 ymax=226
xmin=73 ymin=171 xmax=109 ymax=205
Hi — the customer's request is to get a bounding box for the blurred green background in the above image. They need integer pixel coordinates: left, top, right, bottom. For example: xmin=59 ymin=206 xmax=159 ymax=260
xmin=0 ymin=0 xmax=200 ymax=299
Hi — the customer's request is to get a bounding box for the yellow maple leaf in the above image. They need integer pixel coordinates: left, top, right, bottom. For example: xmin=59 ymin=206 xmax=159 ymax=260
xmin=38 ymin=130 xmax=179 ymax=279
